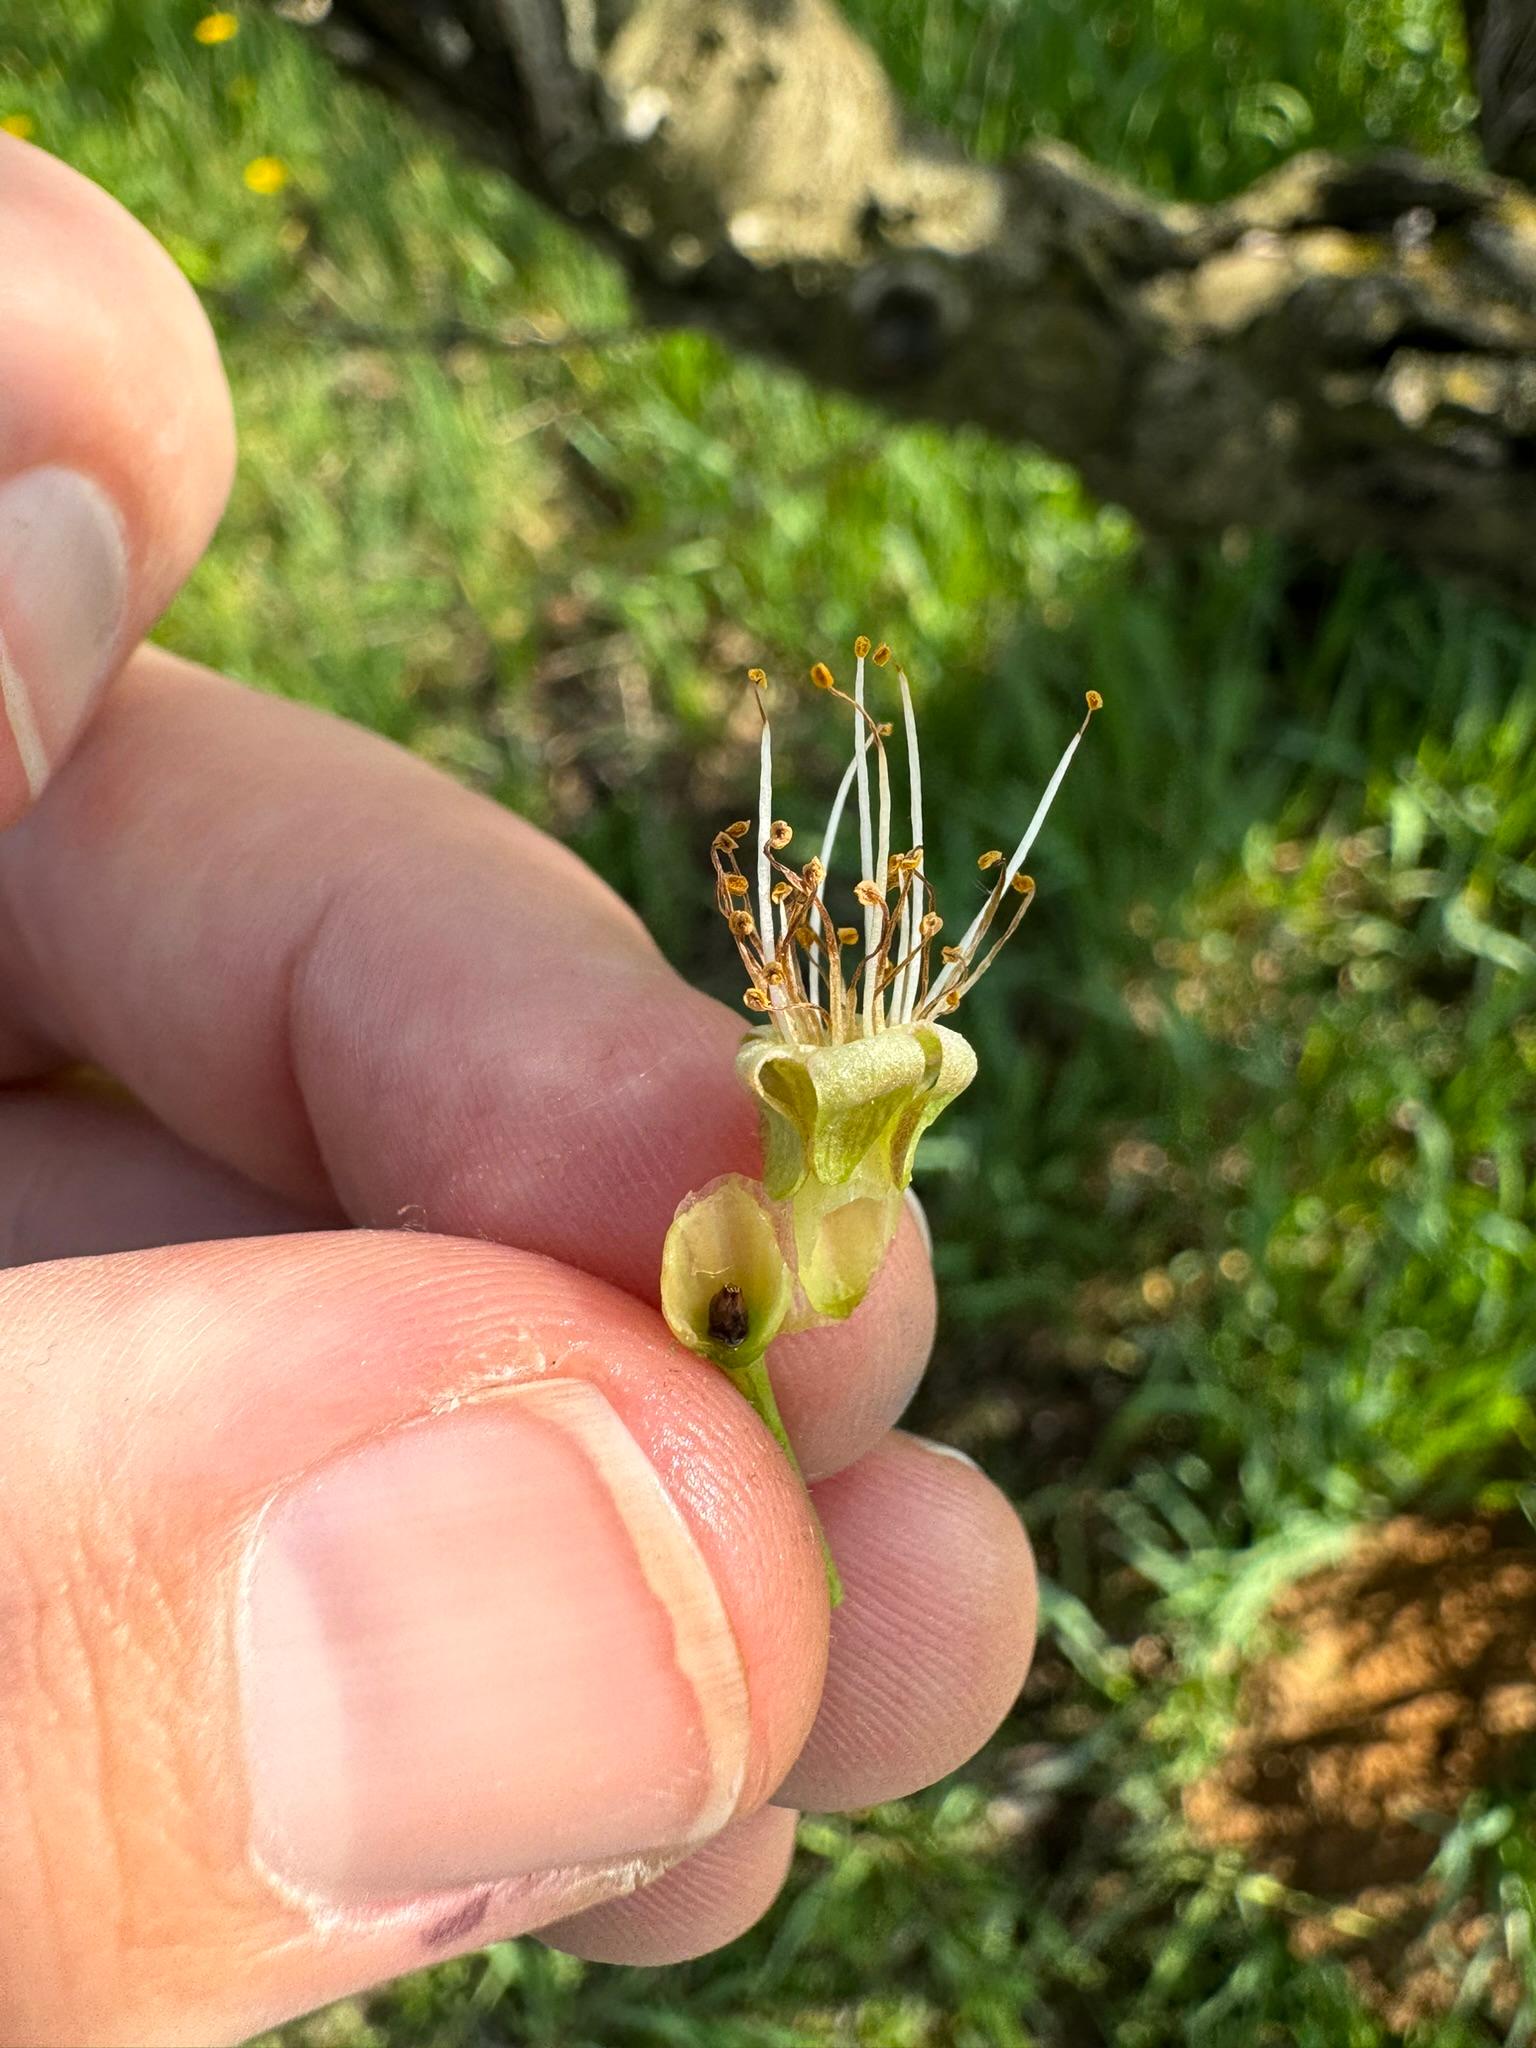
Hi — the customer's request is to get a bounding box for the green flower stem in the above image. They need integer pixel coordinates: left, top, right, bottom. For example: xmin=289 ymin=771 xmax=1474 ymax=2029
xmin=726 ymin=1352 xmax=845 ymax=1610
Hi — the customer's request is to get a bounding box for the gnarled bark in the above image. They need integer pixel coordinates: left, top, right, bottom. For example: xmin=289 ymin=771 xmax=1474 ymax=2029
xmin=1463 ymin=0 xmax=1536 ymax=187
xmin=283 ymin=0 xmax=1536 ymax=608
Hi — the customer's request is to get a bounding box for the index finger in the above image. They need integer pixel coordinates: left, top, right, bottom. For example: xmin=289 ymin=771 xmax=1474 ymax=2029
xmin=0 ymin=647 xmax=935 ymax=1476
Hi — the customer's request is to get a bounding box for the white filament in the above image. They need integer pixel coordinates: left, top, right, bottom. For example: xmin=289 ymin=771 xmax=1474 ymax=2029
xmin=809 ymin=729 xmax=873 ymax=1012
xmin=756 ymin=710 xmax=785 ymax=1017
xmin=926 ymin=723 xmax=1084 ymax=1010
xmin=896 ymin=670 xmax=925 ymax=1022
xmin=852 ymin=654 xmax=876 ymax=1033
xmin=998 ymin=729 xmax=1082 ymax=897
xmin=865 ymin=702 xmax=892 ymax=1037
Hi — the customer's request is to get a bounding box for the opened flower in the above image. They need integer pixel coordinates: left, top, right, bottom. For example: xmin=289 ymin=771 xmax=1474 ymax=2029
xmin=662 ymin=638 xmax=1100 ymax=1602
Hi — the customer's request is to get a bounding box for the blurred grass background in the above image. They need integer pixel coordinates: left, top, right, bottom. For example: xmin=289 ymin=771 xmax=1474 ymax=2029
xmin=7 ymin=2 xmax=1536 ymax=2042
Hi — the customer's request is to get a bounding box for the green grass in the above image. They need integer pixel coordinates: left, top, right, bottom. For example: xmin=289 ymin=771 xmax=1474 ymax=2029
xmin=11 ymin=2 xmax=1536 ymax=2043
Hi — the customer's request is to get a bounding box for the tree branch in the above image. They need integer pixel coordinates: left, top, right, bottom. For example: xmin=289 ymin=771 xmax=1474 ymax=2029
xmin=1463 ymin=0 xmax=1536 ymax=188
xmin=285 ymin=0 xmax=1536 ymax=609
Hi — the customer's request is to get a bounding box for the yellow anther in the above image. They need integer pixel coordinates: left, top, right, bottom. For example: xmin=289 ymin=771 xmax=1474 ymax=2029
xmin=942 ymin=990 xmax=962 ymax=1011
xmin=726 ymin=819 xmax=751 ymax=839
xmin=770 ymin=880 xmax=792 ymax=902
xmin=1011 ymin=872 xmax=1036 ymax=896
xmin=1085 ymin=689 xmax=1104 ymax=711
xmin=853 ymin=880 xmax=883 ymax=907
xmin=723 ymin=874 xmax=750 ymax=896
xmin=803 ymin=857 xmax=826 ymax=886
xmin=810 ymin=661 xmax=835 ymax=690
xmin=769 ymin=820 xmax=793 ymax=850
xmin=920 ymin=912 xmax=944 ymax=937
xmin=941 ymin=945 xmax=965 ymax=963
xmin=872 ymin=643 xmax=892 ymax=666
xmin=747 ymin=667 xmax=768 ymax=687
xmin=837 ymin=926 xmax=860 ymax=946
xmin=729 ymin=910 xmax=756 ymax=937
xmin=853 ymin=635 xmax=871 ymax=659
xmin=977 ymin=850 xmax=1003 ymax=871
xmin=743 ymin=988 xmax=771 ymax=1011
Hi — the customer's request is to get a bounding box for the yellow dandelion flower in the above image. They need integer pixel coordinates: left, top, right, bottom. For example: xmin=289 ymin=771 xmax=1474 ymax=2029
xmin=1 ymin=114 xmax=36 ymax=141
xmin=194 ymin=12 xmax=240 ymax=45
xmin=242 ymin=155 xmax=288 ymax=196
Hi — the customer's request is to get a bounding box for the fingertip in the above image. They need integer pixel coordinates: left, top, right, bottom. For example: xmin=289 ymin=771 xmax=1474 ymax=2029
xmin=0 ymin=136 xmax=234 ymax=820
xmin=769 ymin=1204 xmax=937 ymax=1481
xmin=0 ymin=1233 xmax=832 ymax=2040
xmin=776 ymin=1431 xmax=1037 ymax=1812
xmin=538 ymin=1804 xmax=799 ymax=1965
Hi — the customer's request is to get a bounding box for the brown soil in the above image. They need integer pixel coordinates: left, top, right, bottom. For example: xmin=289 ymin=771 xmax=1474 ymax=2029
xmin=1185 ymin=1515 xmax=1536 ymax=2032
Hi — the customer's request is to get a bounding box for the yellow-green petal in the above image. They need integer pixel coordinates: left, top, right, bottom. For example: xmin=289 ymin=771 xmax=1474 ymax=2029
xmin=805 ymin=1033 xmax=929 ymax=1185
xmin=887 ymin=1022 xmax=978 ymax=1187
xmin=737 ymin=1035 xmax=816 ymax=1199
xmin=738 ymin=1028 xmax=932 ymax=1198
xmin=661 ymin=1173 xmax=793 ymax=1368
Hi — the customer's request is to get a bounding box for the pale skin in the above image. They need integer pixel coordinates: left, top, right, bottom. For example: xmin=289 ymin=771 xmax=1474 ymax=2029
xmin=0 ymin=135 xmax=1037 ymax=2046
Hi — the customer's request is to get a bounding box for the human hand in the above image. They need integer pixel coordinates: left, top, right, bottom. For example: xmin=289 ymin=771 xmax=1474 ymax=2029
xmin=0 ymin=135 xmax=1037 ymax=2047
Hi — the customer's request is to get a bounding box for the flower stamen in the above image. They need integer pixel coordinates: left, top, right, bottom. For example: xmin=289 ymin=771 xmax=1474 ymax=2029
xmin=852 ymin=650 xmax=876 ymax=1013
xmin=923 ymin=691 xmax=1100 ymax=1014
xmin=714 ymin=652 xmax=1099 ymax=1041
xmin=751 ymin=672 xmax=778 ymax=1015
xmin=895 ymin=667 xmax=925 ymax=1022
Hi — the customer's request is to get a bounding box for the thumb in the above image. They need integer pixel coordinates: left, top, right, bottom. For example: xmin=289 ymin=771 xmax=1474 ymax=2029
xmin=0 ymin=1232 xmax=826 ymax=2047
xmin=0 ymin=134 xmax=234 ymax=824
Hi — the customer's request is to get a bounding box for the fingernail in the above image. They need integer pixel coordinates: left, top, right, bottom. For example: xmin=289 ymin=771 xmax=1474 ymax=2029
xmin=910 ymin=1433 xmax=980 ymax=1472
xmin=240 ymin=1379 xmax=751 ymax=1903
xmin=0 ymin=465 xmax=128 ymax=799
xmin=904 ymin=1185 xmax=933 ymax=1258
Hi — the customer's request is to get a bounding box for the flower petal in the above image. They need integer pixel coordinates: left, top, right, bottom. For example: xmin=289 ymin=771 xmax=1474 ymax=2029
xmin=887 ymin=1023 xmax=978 ymax=1187
xmin=737 ymin=1028 xmax=930 ymax=1196
xmin=804 ymin=1031 xmax=928 ymax=1186
xmin=737 ymin=1035 xmax=816 ymax=1200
